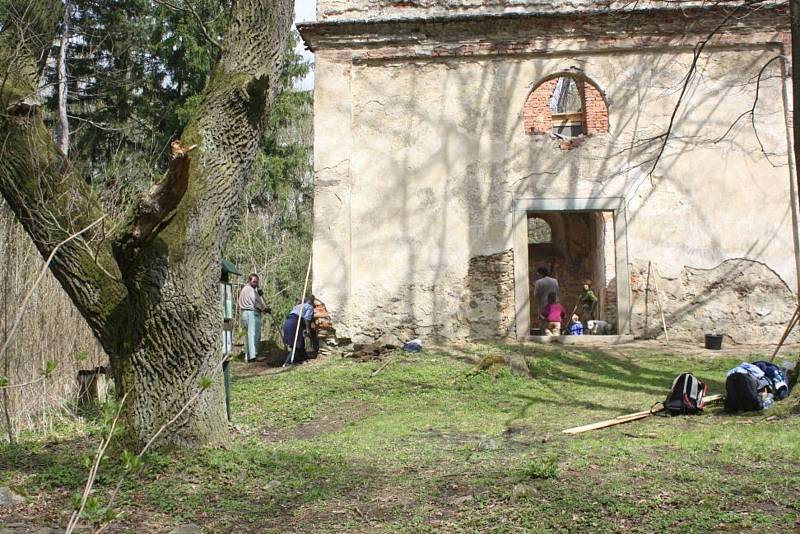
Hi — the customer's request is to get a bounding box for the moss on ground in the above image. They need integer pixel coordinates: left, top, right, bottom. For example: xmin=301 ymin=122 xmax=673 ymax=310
xmin=1 ymin=342 xmax=798 ymax=532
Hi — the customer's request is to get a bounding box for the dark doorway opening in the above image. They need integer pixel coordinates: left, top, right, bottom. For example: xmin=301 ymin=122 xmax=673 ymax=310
xmin=527 ymin=211 xmax=617 ymax=331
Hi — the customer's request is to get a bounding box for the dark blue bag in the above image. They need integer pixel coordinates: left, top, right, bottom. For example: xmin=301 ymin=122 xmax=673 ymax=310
xmin=752 ymin=361 xmax=789 ymax=400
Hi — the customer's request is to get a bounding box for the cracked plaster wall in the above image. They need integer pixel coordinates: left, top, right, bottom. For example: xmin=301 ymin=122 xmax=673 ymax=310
xmin=630 ymin=259 xmax=797 ymax=343
xmin=312 ymin=42 xmax=798 ymax=344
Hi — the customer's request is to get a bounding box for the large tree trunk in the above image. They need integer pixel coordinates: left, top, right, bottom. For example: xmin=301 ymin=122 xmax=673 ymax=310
xmin=0 ymin=0 xmax=293 ymax=447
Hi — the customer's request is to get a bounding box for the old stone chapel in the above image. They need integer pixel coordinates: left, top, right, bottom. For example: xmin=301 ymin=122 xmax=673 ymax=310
xmin=299 ymin=0 xmax=798 ymax=344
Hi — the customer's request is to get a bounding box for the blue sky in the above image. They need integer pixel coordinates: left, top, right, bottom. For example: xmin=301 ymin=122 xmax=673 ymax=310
xmin=294 ymin=0 xmax=316 ymax=90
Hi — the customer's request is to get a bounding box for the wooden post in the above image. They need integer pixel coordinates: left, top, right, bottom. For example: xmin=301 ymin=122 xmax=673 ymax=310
xmin=769 ymin=304 xmax=800 ymax=362
xmin=645 ymin=261 xmax=652 ymax=335
xmin=651 ymin=262 xmax=670 ymax=344
xmin=289 ymin=256 xmax=312 ymax=365
xmin=562 ymin=394 xmax=722 ymax=435
xmin=77 ymin=367 xmax=107 ymax=412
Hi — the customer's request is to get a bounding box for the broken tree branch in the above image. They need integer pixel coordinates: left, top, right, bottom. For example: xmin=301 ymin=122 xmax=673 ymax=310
xmin=116 ymin=153 xmax=192 ymax=249
xmin=371 ymin=354 xmax=397 ymax=377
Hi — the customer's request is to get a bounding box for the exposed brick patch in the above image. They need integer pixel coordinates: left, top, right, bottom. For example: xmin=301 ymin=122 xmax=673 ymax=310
xmin=301 ymin=7 xmax=789 ymax=56
xmin=523 ymin=78 xmax=558 ymax=134
xmin=464 ymin=249 xmax=516 ymax=339
xmin=583 ymin=82 xmax=609 ymax=135
xmin=523 ymin=76 xmax=609 ymax=143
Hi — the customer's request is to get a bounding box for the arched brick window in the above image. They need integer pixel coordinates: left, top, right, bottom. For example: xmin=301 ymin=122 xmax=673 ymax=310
xmin=523 ymin=74 xmax=609 ymax=138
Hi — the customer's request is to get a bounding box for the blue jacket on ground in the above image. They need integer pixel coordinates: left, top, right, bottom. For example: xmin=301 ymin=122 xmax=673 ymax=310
xmin=751 ymin=361 xmax=789 ymax=400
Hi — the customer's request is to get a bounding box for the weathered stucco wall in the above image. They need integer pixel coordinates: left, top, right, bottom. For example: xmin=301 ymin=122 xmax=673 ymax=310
xmin=309 ymin=18 xmax=797 ymax=344
xmin=316 ymin=0 xmax=784 ymax=21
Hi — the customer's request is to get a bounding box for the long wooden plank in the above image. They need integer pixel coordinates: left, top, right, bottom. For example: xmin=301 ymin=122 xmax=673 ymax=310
xmin=562 ymin=394 xmax=722 ymax=435
xmin=562 ymin=412 xmax=653 ymax=435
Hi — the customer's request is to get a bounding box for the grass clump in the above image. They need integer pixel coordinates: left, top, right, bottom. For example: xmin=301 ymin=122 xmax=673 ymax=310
xmin=519 ymin=454 xmax=559 ymax=480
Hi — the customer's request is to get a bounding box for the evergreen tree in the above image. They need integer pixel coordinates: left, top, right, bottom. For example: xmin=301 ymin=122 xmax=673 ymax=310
xmin=227 ymin=31 xmax=314 ymax=328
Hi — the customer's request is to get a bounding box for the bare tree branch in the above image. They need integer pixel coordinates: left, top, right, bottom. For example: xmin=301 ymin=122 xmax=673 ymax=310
xmin=713 ymin=54 xmax=785 ymax=166
xmin=64 ymin=392 xmax=127 ymax=534
xmin=648 ymin=0 xmax=766 ymax=178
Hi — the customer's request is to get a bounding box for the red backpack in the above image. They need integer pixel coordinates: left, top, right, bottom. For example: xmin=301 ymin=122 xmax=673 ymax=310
xmin=664 ymin=373 xmax=708 ymax=415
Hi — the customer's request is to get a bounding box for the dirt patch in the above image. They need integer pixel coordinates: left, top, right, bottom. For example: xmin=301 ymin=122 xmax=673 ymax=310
xmin=261 ymin=400 xmax=375 ymax=441
xmin=304 ymin=491 xmax=415 ymax=526
xmin=231 ymin=353 xmax=328 ymax=380
xmin=349 ymin=343 xmax=396 ymax=362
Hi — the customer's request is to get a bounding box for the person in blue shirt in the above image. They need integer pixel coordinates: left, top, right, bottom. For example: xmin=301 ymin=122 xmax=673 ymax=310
xmin=568 ymin=314 xmax=584 ymax=335
xmin=282 ymin=295 xmax=317 ymax=365
xmin=283 ymin=299 xmax=307 ymax=366
xmin=302 ymin=295 xmax=319 ymax=356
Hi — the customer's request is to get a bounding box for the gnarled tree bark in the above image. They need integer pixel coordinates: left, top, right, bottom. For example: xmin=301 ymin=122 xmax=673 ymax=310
xmin=0 ymin=0 xmax=293 ymax=447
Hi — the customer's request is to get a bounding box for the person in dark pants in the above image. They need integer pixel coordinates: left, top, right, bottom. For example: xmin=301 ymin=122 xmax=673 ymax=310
xmin=303 ymin=295 xmax=319 ymax=356
xmin=282 ymin=301 xmax=307 ymax=366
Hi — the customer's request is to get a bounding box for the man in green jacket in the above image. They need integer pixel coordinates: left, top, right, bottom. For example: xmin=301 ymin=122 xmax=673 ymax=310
xmin=579 ymin=279 xmax=599 ymax=325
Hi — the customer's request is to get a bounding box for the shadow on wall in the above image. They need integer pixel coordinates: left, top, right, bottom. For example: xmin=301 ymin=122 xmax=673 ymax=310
xmin=319 ymin=35 xmax=794 ymax=345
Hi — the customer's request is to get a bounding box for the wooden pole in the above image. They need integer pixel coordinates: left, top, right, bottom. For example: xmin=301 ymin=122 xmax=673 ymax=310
xmin=371 ymin=354 xmax=397 ymax=377
xmin=645 ymin=261 xmax=652 ymax=335
xmin=651 ymin=263 xmax=670 ymax=344
xmin=769 ymin=304 xmax=800 ymax=362
xmin=288 ymin=256 xmax=313 ymax=366
xmin=562 ymin=394 xmax=722 ymax=435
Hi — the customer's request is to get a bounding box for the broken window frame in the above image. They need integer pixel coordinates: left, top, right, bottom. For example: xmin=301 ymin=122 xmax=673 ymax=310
xmin=550 ymin=76 xmax=585 ymax=138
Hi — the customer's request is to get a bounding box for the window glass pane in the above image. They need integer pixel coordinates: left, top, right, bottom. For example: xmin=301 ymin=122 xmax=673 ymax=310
xmin=551 ymin=77 xmax=582 ymax=114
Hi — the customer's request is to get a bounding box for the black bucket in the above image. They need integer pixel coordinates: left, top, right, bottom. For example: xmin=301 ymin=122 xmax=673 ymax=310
xmin=704 ymin=334 xmax=723 ymax=350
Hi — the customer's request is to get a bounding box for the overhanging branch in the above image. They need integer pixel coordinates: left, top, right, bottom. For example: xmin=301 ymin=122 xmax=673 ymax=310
xmin=647 ymin=0 xmax=767 ymax=179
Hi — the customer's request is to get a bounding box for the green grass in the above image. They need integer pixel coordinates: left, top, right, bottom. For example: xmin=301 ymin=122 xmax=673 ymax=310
xmin=1 ymin=342 xmax=799 ymax=532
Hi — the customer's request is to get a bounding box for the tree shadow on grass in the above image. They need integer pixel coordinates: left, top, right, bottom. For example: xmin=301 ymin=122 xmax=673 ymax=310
xmin=0 ymin=433 xmax=371 ymax=532
xmin=496 ymin=342 xmax=729 ymax=395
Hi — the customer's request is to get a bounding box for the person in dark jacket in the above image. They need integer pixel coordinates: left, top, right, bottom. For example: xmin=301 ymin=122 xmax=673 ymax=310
xmin=282 ymin=300 xmax=307 ymax=366
xmin=579 ymin=279 xmax=599 ymax=324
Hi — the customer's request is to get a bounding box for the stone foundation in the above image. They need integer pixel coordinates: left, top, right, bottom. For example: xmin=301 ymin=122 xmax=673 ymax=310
xmin=462 ymin=250 xmax=516 ymax=339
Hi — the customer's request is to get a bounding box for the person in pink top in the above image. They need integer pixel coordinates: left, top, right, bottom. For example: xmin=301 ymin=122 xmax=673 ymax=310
xmin=540 ymin=292 xmax=566 ymax=336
